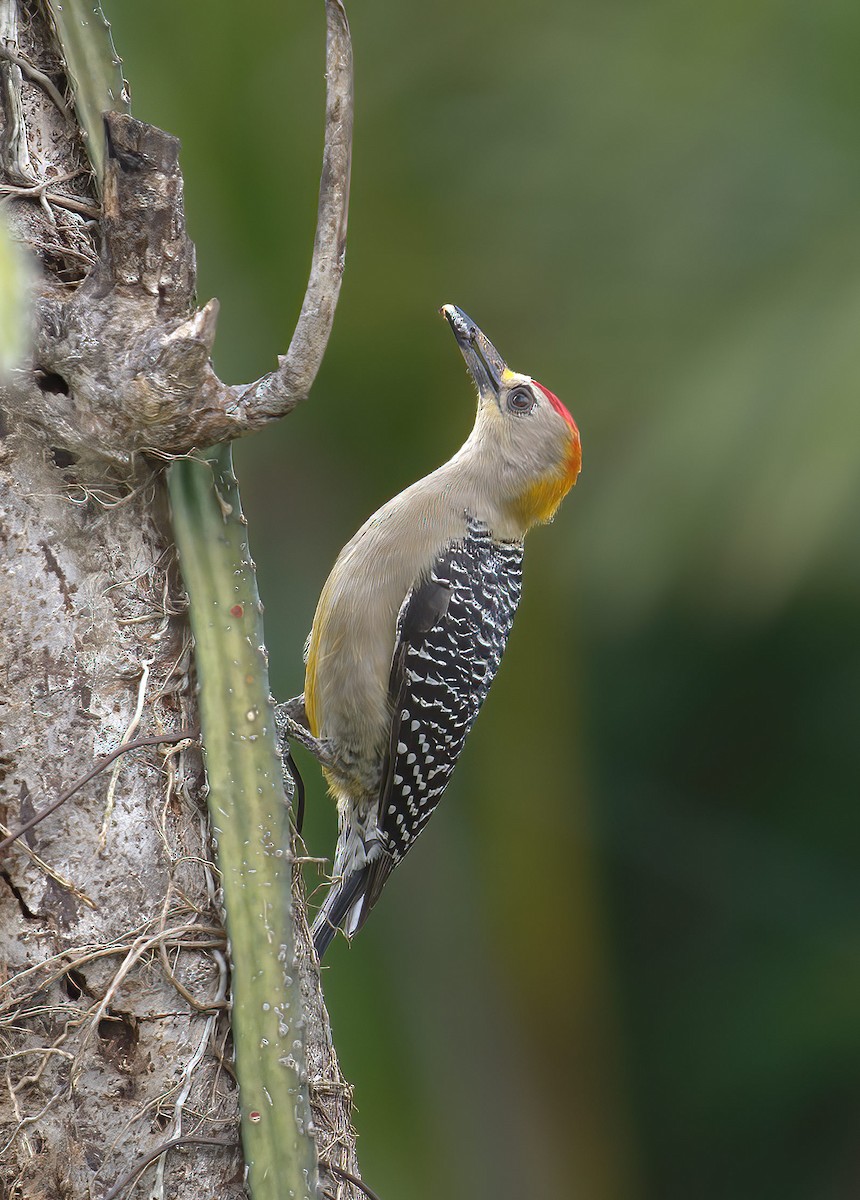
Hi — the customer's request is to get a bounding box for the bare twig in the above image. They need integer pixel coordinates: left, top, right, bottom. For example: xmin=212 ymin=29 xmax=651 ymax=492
xmin=0 ymin=817 xmax=96 ymax=906
xmin=156 ymin=882 xmax=229 ymax=1012
xmin=72 ymin=923 xmax=223 ymax=1079
xmin=229 ymin=0 xmax=353 ymax=424
xmin=0 ymin=729 xmax=196 ymax=857
xmin=0 ymin=0 xmax=36 ymax=185
xmin=149 ymin=948 xmax=228 ymax=1196
xmin=98 ymin=659 xmax=151 ymax=853
xmin=0 ymin=179 xmax=99 ymax=217
xmin=99 ymin=1135 xmax=236 ymax=1200
xmin=0 ymin=42 xmax=72 ymax=121
xmin=0 ymin=924 xmax=225 ymax=1011
xmin=0 ymin=1087 xmax=64 ymax=1158
xmin=325 ymin=1162 xmax=384 ymax=1200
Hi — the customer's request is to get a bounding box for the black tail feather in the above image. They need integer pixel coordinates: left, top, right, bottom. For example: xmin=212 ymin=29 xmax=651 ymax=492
xmin=312 ymin=866 xmax=369 ymax=960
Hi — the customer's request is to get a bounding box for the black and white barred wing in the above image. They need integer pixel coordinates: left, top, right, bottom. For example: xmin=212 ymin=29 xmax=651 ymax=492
xmin=376 ymin=523 xmax=524 ymax=868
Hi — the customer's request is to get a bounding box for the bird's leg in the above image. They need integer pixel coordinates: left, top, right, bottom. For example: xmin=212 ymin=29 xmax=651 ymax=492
xmin=278 ymin=694 xmax=311 ymax=730
xmin=274 ymin=696 xmax=347 ymax=774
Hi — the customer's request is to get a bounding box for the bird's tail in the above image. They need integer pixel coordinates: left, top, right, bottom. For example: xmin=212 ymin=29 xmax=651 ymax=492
xmin=311 ymin=865 xmax=372 ymax=959
xmin=311 ymin=845 xmax=395 ymax=959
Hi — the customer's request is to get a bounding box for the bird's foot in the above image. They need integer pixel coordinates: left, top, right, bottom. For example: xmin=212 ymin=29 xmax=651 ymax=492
xmin=274 ymin=698 xmax=344 ymax=774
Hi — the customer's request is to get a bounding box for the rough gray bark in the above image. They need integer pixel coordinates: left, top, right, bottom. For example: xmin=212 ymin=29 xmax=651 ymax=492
xmin=0 ymin=3 xmax=359 ymax=1197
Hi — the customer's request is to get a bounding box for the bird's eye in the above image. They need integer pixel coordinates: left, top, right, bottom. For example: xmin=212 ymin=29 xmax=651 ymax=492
xmin=506 ymin=388 xmax=535 ymax=415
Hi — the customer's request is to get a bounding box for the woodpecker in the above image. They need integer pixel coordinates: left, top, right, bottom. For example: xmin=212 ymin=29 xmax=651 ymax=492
xmin=279 ymin=304 xmax=582 ymax=958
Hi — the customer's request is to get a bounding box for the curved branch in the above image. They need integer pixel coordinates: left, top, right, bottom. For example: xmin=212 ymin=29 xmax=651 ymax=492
xmin=15 ymin=2 xmax=353 ymax=462
xmin=229 ymin=0 xmax=353 ymax=426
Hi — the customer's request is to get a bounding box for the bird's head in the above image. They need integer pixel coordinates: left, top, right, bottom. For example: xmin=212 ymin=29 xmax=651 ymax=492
xmin=441 ymin=303 xmax=582 ymax=529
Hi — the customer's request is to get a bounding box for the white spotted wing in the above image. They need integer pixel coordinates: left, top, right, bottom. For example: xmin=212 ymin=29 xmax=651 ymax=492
xmin=375 ymin=519 xmax=524 ymax=870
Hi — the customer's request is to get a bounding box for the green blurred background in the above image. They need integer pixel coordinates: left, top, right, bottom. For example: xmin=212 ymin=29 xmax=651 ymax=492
xmin=111 ymin=2 xmax=860 ymax=1196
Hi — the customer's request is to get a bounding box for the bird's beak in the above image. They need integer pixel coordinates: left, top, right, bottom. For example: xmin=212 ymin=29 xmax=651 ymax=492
xmin=441 ymin=304 xmax=507 ymax=399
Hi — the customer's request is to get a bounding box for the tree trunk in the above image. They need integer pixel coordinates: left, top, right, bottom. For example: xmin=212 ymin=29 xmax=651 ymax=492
xmin=0 ymin=2 xmax=358 ymax=1196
